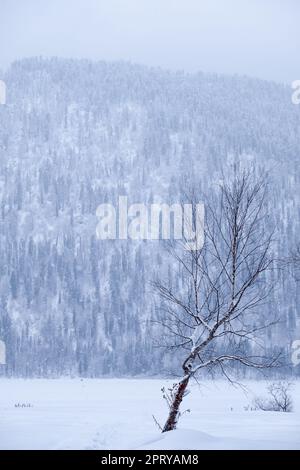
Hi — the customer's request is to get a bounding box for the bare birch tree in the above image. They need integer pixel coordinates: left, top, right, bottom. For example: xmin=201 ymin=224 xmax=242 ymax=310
xmin=153 ymin=168 xmax=280 ymax=433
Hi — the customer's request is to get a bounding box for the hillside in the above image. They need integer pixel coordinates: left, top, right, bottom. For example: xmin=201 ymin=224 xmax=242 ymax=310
xmin=0 ymin=58 xmax=299 ymax=376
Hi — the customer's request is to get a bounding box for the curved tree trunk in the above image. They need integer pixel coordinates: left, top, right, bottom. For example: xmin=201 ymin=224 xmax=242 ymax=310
xmin=162 ymin=376 xmax=190 ymax=433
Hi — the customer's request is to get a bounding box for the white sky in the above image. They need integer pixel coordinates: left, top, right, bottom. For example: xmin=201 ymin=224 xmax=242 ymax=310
xmin=0 ymin=0 xmax=299 ymax=83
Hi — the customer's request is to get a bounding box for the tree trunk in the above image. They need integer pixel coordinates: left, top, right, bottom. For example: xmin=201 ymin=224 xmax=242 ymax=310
xmin=162 ymin=376 xmax=190 ymax=432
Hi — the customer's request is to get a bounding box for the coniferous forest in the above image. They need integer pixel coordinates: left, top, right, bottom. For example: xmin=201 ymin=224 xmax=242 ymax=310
xmin=0 ymin=58 xmax=299 ymax=377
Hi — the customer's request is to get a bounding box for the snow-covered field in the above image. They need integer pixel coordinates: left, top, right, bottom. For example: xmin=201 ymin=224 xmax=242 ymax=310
xmin=0 ymin=378 xmax=299 ymax=450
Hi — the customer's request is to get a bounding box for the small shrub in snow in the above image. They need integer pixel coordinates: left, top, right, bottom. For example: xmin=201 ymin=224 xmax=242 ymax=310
xmin=253 ymin=381 xmax=293 ymax=412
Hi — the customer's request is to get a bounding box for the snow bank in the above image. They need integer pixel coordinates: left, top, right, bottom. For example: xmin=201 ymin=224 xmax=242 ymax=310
xmin=0 ymin=378 xmax=299 ymax=450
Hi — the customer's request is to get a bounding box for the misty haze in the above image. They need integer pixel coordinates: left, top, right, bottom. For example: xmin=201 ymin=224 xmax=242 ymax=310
xmin=0 ymin=0 xmax=299 ymax=454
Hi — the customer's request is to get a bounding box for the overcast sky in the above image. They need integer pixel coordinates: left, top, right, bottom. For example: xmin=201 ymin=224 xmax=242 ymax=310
xmin=0 ymin=0 xmax=299 ymax=83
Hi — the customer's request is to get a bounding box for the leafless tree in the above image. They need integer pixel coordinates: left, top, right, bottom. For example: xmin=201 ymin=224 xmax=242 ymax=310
xmin=153 ymin=167 xmax=281 ymax=433
xmin=253 ymin=381 xmax=293 ymax=412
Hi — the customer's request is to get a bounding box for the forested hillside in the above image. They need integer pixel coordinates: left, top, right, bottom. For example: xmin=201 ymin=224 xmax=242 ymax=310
xmin=0 ymin=58 xmax=299 ymax=376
